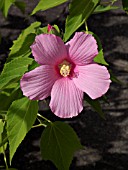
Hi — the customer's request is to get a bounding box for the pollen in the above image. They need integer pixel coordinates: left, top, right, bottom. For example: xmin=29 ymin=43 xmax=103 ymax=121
xmin=59 ymin=60 xmax=71 ymax=77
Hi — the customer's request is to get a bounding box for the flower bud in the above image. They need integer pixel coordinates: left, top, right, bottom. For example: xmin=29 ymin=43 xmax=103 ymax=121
xmin=47 ymin=24 xmax=60 ymax=36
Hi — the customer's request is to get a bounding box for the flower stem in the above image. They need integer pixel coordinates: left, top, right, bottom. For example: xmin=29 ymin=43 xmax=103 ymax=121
xmin=37 ymin=113 xmax=51 ymax=123
xmin=2 ymin=145 xmax=8 ymax=170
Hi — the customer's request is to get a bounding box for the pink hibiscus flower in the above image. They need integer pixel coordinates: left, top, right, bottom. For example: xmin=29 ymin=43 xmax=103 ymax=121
xmin=20 ymin=32 xmax=111 ymax=118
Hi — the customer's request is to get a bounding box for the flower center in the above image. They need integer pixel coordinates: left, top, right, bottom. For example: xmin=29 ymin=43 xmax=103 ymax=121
xmin=59 ymin=60 xmax=71 ymax=77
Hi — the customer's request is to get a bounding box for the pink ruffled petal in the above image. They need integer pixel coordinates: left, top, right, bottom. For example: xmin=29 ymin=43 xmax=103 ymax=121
xmin=20 ymin=65 xmax=59 ymax=100
xmin=50 ymin=78 xmax=83 ymax=118
xmin=73 ymin=64 xmax=111 ymax=99
xmin=66 ymin=32 xmax=98 ymax=65
xmin=31 ymin=34 xmax=68 ymax=65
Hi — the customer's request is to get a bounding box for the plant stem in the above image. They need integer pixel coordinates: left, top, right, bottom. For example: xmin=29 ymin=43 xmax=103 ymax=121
xmin=37 ymin=113 xmax=51 ymax=123
xmin=85 ymin=22 xmax=88 ymax=33
xmin=32 ymin=123 xmax=47 ymax=128
xmin=100 ymin=0 xmax=117 ymax=5
xmin=111 ymin=0 xmax=117 ymax=5
xmin=2 ymin=145 xmax=8 ymax=170
xmin=100 ymin=1 xmax=111 ymax=5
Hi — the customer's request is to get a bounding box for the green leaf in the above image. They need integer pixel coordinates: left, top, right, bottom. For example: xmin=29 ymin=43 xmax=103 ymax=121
xmin=40 ymin=121 xmax=82 ymax=170
xmin=0 ymin=114 xmax=5 ymax=120
xmin=0 ymin=120 xmax=3 ymax=134
xmin=8 ymin=22 xmax=41 ymax=61
xmin=0 ymin=88 xmax=22 ymax=112
xmin=85 ymin=95 xmax=105 ymax=119
xmin=94 ymin=5 xmax=119 ymax=14
xmin=0 ymin=0 xmax=4 ymax=10
xmin=0 ymin=0 xmax=15 ymax=17
xmin=109 ymin=70 xmax=122 ymax=84
xmin=0 ymin=125 xmax=8 ymax=150
xmin=53 ymin=25 xmax=60 ymax=34
xmin=0 ymin=120 xmax=7 ymax=154
xmin=0 ymin=56 xmax=33 ymax=90
xmin=64 ymin=0 xmax=99 ymax=42
xmin=122 ymin=0 xmax=128 ymax=13
xmin=14 ymin=1 xmax=26 ymax=13
xmin=0 ymin=136 xmax=8 ymax=148
xmin=0 ymin=0 xmax=26 ymax=17
xmin=88 ymin=31 xmax=109 ymax=66
xmin=31 ymin=0 xmax=68 ymax=15
xmin=94 ymin=51 xmax=109 ymax=66
xmin=36 ymin=26 xmax=48 ymax=35
xmin=7 ymin=97 xmax=38 ymax=163
xmin=0 ymin=119 xmax=4 ymax=153
xmin=48 ymin=24 xmax=61 ymax=36
xmin=1 ymin=82 xmax=19 ymax=91
xmin=28 ymin=60 xmax=40 ymax=71
xmin=9 ymin=34 xmax=34 ymax=61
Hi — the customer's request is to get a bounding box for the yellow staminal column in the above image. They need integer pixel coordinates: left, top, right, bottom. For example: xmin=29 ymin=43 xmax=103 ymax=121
xmin=59 ymin=60 xmax=71 ymax=77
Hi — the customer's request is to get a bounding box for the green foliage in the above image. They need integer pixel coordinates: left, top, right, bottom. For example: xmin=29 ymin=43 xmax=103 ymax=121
xmin=0 ymin=88 xmax=22 ymax=112
xmin=31 ymin=0 xmax=68 ymax=15
xmin=36 ymin=26 xmax=48 ymax=35
xmin=28 ymin=60 xmax=40 ymax=71
xmin=7 ymin=97 xmax=38 ymax=163
xmin=40 ymin=121 xmax=82 ymax=170
xmin=36 ymin=24 xmax=61 ymax=36
xmin=0 ymin=56 xmax=33 ymax=90
xmin=53 ymin=25 xmax=60 ymax=34
xmin=0 ymin=82 xmax=19 ymax=92
xmin=64 ymin=0 xmax=99 ymax=42
xmin=0 ymin=0 xmax=15 ymax=17
xmin=0 ymin=0 xmax=26 ymax=17
xmin=8 ymin=22 xmax=41 ymax=61
xmin=0 ymin=119 xmax=4 ymax=153
xmin=85 ymin=95 xmax=105 ymax=119
xmin=109 ymin=70 xmax=122 ymax=84
xmin=94 ymin=52 xmax=109 ymax=66
xmin=14 ymin=1 xmax=26 ymax=13
xmin=94 ymin=5 xmax=119 ymax=14
xmin=48 ymin=25 xmax=61 ymax=36
xmin=8 ymin=34 xmax=33 ymax=61
xmin=0 ymin=119 xmax=7 ymax=154
xmin=122 ymin=0 xmax=128 ymax=13
xmin=0 ymin=130 xmax=8 ymax=149
xmin=88 ymin=31 xmax=109 ymax=66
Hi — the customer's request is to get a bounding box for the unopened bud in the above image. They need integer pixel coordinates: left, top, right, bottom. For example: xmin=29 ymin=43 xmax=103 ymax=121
xmin=47 ymin=24 xmax=60 ymax=36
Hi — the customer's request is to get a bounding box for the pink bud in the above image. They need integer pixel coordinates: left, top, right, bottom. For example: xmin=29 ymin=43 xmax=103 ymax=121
xmin=47 ymin=24 xmax=55 ymax=33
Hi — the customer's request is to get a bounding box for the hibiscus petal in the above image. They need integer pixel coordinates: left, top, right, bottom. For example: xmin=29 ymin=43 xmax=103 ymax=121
xmin=50 ymin=78 xmax=83 ymax=118
xmin=20 ymin=65 xmax=59 ymax=100
xmin=66 ymin=32 xmax=98 ymax=65
xmin=73 ymin=64 xmax=111 ymax=99
xmin=31 ymin=34 xmax=68 ymax=65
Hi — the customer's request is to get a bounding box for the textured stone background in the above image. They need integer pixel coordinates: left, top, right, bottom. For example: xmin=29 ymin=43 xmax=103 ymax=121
xmin=0 ymin=0 xmax=128 ymax=170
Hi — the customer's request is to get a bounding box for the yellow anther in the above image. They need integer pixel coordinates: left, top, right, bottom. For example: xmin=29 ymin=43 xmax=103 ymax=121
xmin=59 ymin=60 xmax=71 ymax=77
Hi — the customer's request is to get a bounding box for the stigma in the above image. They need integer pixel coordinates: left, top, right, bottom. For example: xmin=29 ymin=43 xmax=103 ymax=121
xmin=59 ymin=60 xmax=71 ymax=77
